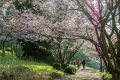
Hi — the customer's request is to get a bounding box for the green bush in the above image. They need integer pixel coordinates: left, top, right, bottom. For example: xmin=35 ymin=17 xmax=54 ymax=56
xmin=61 ymin=63 xmax=68 ymax=69
xmin=53 ymin=63 xmax=61 ymax=70
xmin=64 ymin=65 xmax=77 ymax=75
xmin=100 ymin=72 xmax=112 ymax=80
xmin=18 ymin=39 xmax=55 ymax=64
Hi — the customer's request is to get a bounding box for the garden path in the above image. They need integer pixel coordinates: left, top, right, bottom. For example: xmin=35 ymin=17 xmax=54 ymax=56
xmin=66 ymin=67 xmax=102 ymax=80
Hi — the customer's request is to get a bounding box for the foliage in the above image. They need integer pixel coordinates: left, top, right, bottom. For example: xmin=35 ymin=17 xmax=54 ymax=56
xmin=0 ymin=39 xmax=23 ymax=57
xmin=61 ymin=63 xmax=69 ymax=69
xmin=0 ymin=55 xmax=64 ymax=80
xmin=13 ymin=43 xmax=23 ymax=57
xmin=51 ymin=38 xmax=84 ymax=65
xmin=100 ymin=72 xmax=112 ymax=80
xmin=18 ymin=39 xmax=55 ymax=64
xmin=73 ymin=0 xmax=120 ymax=79
xmin=0 ymin=2 xmax=17 ymax=57
xmin=1 ymin=0 xmax=84 ymax=66
xmin=1 ymin=0 xmax=120 ymax=79
xmin=13 ymin=0 xmax=33 ymax=12
xmin=52 ymin=63 xmax=77 ymax=75
xmin=53 ymin=63 xmax=61 ymax=70
xmin=64 ymin=65 xmax=77 ymax=75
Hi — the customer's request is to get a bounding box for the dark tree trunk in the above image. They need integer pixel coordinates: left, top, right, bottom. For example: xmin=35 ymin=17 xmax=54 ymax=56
xmin=107 ymin=66 xmax=120 ymax=80
xmin=112 ymin=72 xmax=120 ymax=80
xmin=2 ymin=40 xmax=5 ymax=57
xmin=100 ymin=57 xmax=103 ymax=72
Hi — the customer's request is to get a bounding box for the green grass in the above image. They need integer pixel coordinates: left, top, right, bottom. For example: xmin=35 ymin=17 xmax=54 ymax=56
xmin=99 ymin=71 xmax=112 ymax=80
xmin=0 ymin=55 xmax=64 ymax=80
xmin=96 ymin=70 xmax=112 ymax=80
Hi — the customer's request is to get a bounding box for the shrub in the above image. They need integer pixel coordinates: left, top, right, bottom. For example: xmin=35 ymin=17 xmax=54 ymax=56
xmin=64 ymin=65 xmax=77 ymax=75
xmin=18 ymin=39 xmax=55 ymax=64
xmin=101 ymin=72 xmax=112 ymax=80
xmin=53 ymin=63 xmax=61 ymax=70
xmin=61 ymin=63 xmax=68 ymax=69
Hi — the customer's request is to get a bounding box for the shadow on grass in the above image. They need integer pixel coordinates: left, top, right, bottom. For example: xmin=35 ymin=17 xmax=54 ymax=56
xmin=0 ymin=65 xmax=65 ymax=80
xmin=0 ymin=56 xmax=65 ymax=80
xmin=0 ymin=65 xmax=51 ymax=80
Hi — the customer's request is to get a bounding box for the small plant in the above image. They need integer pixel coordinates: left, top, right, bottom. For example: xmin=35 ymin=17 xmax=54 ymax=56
xmin=100 ymin=72 xmax=112 ymax=80
xmin=53 ymin=63 xmax=61 ymax=70
xmin=61 ymin=63 xmax=68 ymax=69
xmin=64 ymin=65 xmax=77 ymax=75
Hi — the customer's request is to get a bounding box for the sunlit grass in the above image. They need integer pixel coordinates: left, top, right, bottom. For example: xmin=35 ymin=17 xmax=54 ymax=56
xmin=0 ymin=55 xmax=64 ymax=80
xmin=99 ymin=71 xmax=112 ymax=79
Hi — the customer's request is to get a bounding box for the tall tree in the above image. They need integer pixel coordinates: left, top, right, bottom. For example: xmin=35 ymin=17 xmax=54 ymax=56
xmin=8 ymin=0 xmax=84 ymax=64
xmin=73 ymin=0 xmax=120 ymax=80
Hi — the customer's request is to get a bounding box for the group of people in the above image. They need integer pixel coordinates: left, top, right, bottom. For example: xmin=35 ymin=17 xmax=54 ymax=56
xmin=73 ymin=59 xmax=86 ymax=69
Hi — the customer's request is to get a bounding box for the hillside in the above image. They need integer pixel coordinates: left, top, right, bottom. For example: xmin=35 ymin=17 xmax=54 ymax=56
xmin=0 ymin=56 xmax=64 ymax=80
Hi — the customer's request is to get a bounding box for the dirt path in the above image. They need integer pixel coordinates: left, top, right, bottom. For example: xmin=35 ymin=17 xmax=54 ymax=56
xmin=66 ymin=67 xmax=102 ymax=80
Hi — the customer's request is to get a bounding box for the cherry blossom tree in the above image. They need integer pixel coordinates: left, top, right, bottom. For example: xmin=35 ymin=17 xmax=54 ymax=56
xmin=0 ymin=0 xmax=100 ymax=64
xmin=0 ymin=1 xmax=17 ymax=56
xmin=72 ymin=0 xmax=120 ymax=79
xmin=3 ymin=0 xmax=84 ymax=65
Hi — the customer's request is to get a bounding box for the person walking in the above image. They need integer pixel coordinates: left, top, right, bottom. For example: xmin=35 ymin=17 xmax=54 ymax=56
xmin=82 ymin=60 xmax=86 ymax=69
xmin=73 ymin=61 xmax=76 ymax=66
xmin=76 ymin=59 xmax=81 ymax=69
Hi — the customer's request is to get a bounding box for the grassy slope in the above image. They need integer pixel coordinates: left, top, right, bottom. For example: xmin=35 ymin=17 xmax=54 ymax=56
xmin=0 ymin=55 xmax=64 ymax=80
